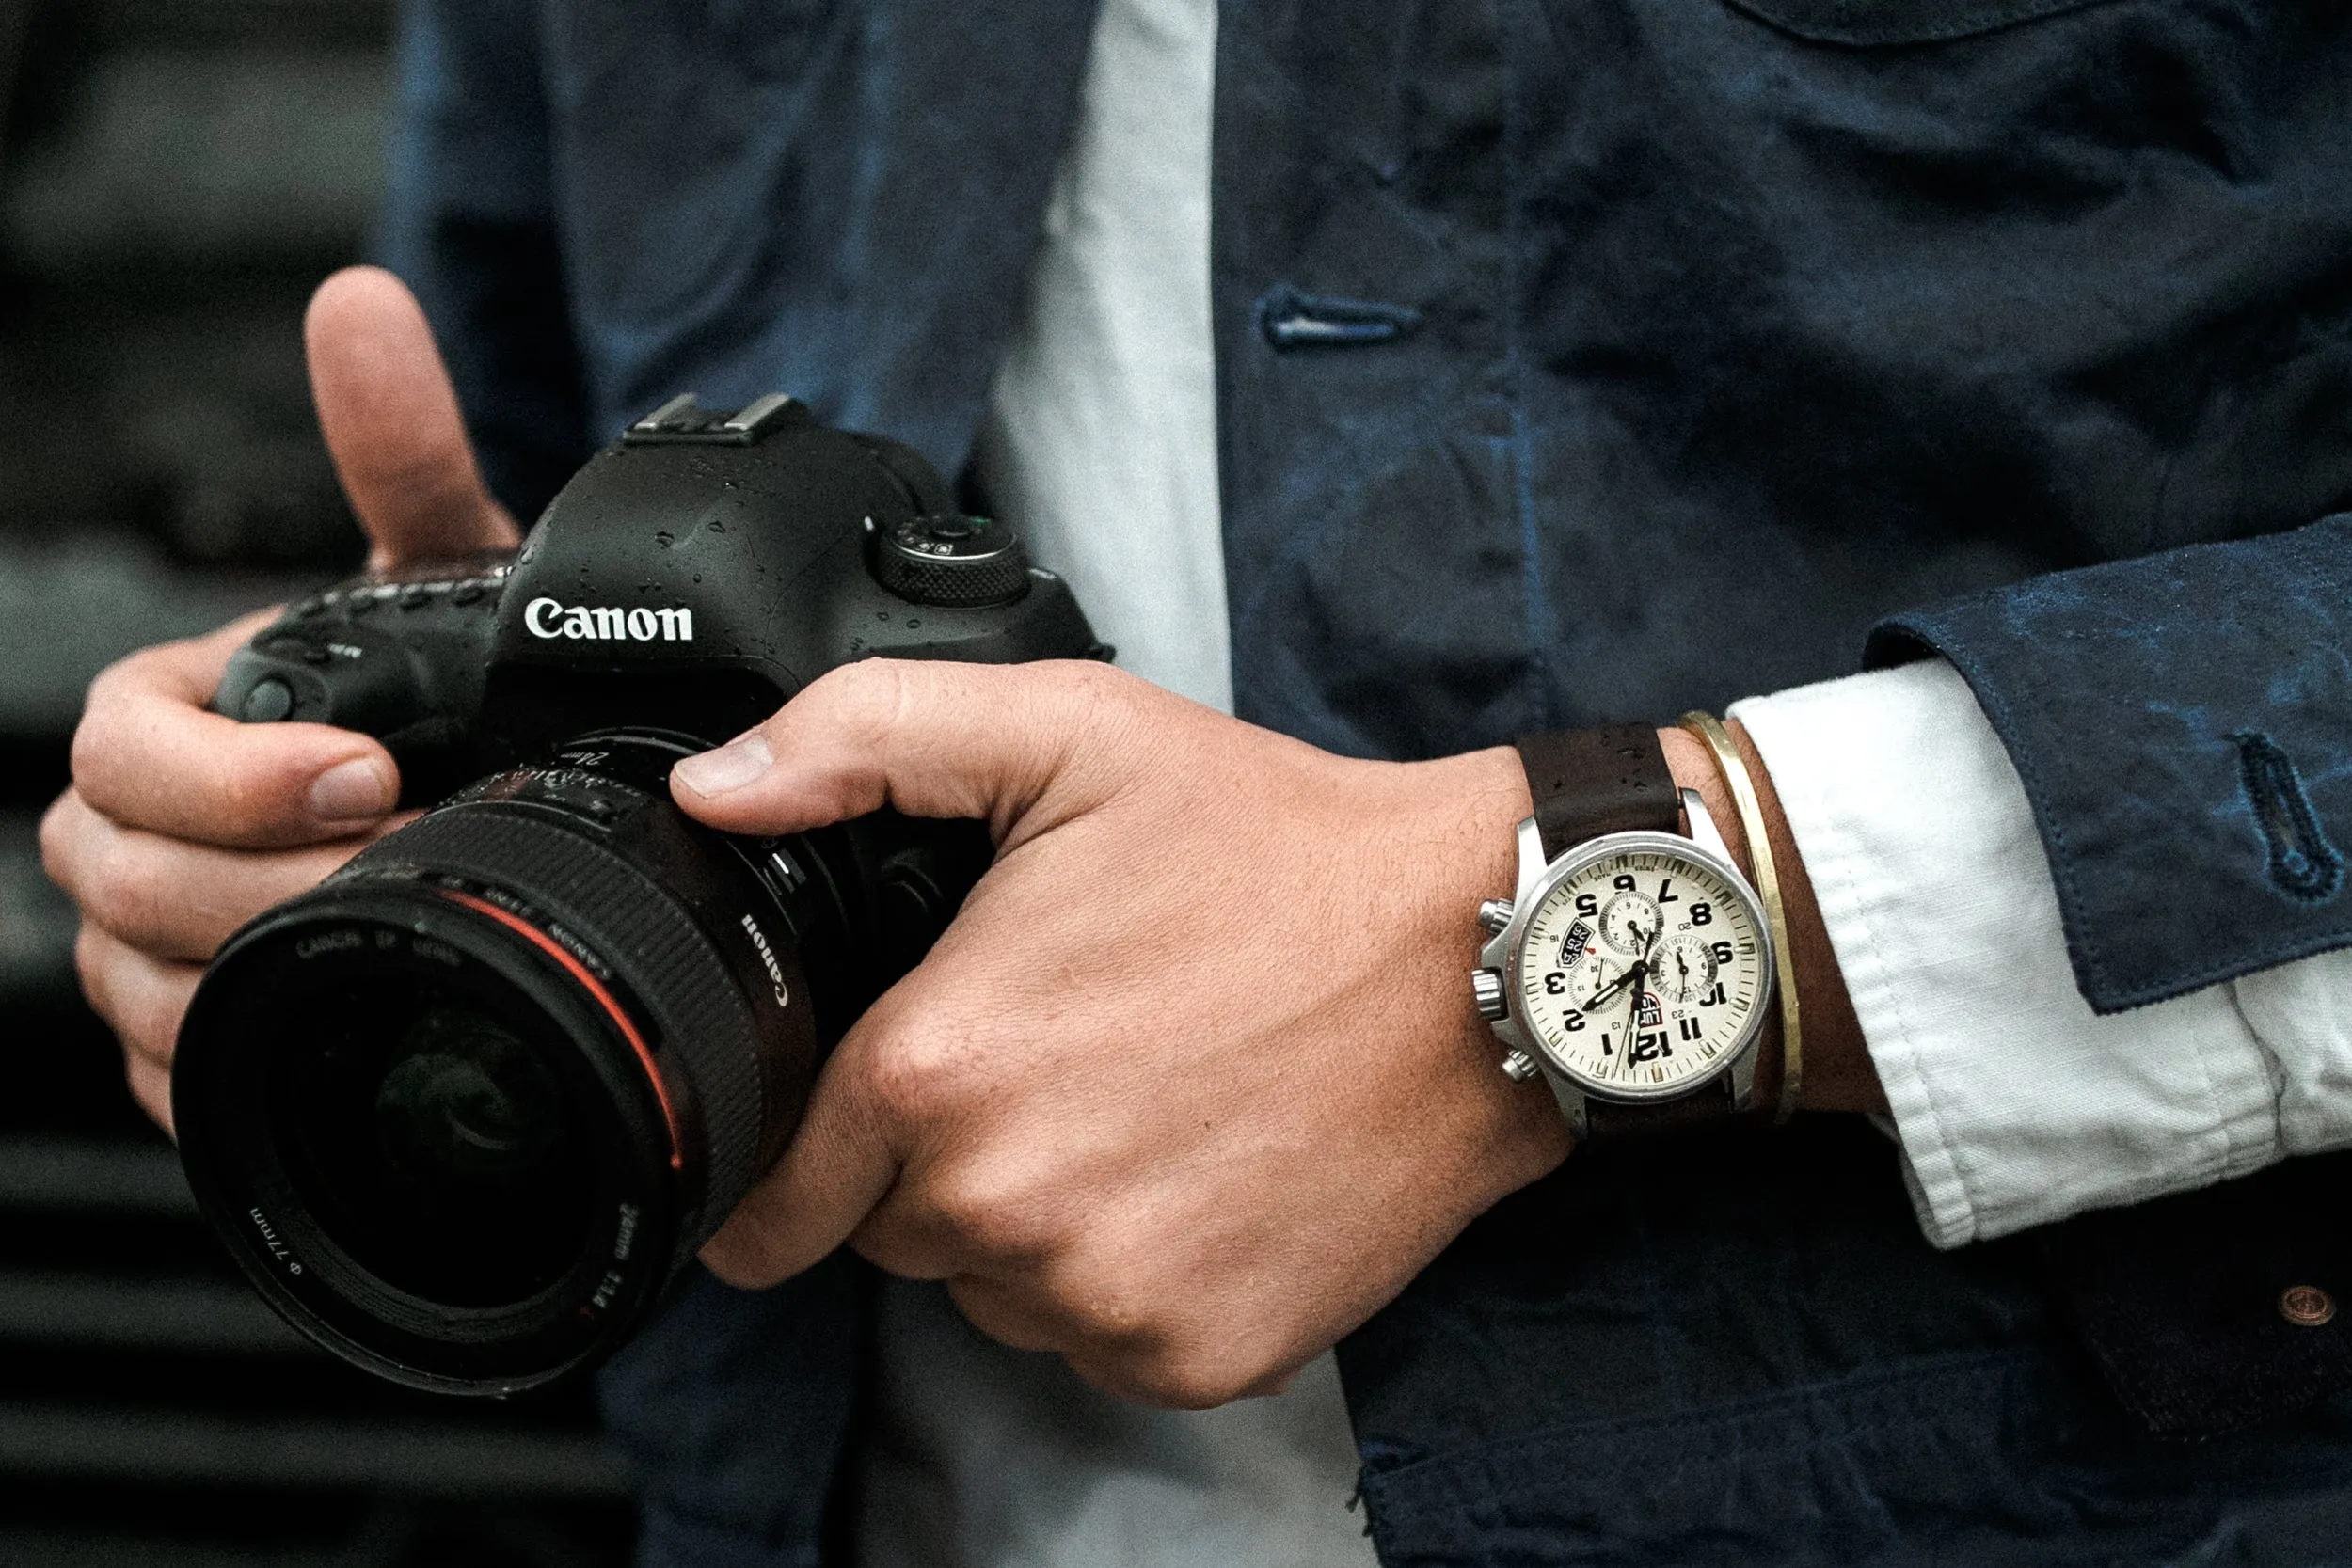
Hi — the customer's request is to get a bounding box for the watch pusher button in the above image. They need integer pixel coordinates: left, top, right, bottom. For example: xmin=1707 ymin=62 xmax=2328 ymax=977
xmin=1501 ymin=1050 xmax=1539 ymax=1082
xmin=1470 ymin=967 xmax=1508 ymax=1022
xmin=1477 ymin=898 xmax=1515 ymax=934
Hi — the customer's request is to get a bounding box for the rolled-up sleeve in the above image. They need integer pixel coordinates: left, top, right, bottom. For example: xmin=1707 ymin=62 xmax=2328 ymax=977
xmin=1733 ymin=659 xmax=2352 ymax=1248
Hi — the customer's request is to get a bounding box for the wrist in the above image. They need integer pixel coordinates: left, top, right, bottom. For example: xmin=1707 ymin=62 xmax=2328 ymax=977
xmin=1657 ymin=722 xmax=1883 ymax=1117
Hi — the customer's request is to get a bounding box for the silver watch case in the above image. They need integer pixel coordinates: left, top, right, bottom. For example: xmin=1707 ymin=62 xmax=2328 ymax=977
xmin=1477 ymin=790 xmax=1776 ymax=1139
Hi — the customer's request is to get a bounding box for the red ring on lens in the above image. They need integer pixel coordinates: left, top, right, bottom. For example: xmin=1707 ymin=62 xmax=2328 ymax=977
xmin=435 ymin=888 xmax=684 ymax=1171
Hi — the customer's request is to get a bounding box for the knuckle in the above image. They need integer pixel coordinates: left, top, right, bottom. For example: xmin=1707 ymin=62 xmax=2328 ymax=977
xmin=926 ymin=1162 xmax=1055 ymax=1261
xmin=209 ymin=747 xmax=277 ymax=830
xmin=855 ymin=1023 xmax=974 ymax=1130
xmin=66 ymin=705 xmax=118 ymax=795
xmin=36 ymin=791 xmax=80 ymax=882
xmin=77 ymin=837 xmax=161 ymax=938
xmin=71 ymin=921 xmax=111 ymax=999
xmin=818 ymin=659 xmax=914 ymax=751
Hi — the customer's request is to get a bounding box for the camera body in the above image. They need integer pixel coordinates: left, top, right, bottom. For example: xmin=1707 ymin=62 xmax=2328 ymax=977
xmin=174 ymin=396 xmax=1102 ymax=1394
xmin=214 ymin=391 xmax=1097 ymax=799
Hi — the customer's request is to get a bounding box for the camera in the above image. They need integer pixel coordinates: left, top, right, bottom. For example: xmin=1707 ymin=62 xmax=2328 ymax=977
xmin=171 ymin=394 xmax=1103 ymax=1395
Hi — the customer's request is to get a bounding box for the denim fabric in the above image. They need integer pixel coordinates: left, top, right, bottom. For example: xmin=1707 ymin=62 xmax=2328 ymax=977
xmin=1344 ymin=1123 xmax=2352 ymax=1568
xmin=378 ymin=0 xmax=2352 ymax=1562
xmin=598 ymin=1258 xmax=869 ymax=1568
xmin=1872 ymin=515 xmax=2352 ymax=1012
xmin=382 ymin=0 xmax=1102 ymax=512
xmin=378 ymin=0 xmax=589 ymax=516
xmin=1211 ymin=0 xmax=2352 ymax=764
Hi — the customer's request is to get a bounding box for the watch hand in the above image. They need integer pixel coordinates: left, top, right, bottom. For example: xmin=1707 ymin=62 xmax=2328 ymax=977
xmin=1621 ymin=923 xmax=1661 ymax=1078
xmin=1585 ymin=961 xmax=1639 ymax=1010
xmin=1620 ymin=970 xmax=1645 ymax=1077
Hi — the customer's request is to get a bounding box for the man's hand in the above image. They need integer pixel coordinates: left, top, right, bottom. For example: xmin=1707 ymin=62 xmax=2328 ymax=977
xmin=40 ymin=266 xmax=516 ymax=1133
xmin=675 ymin=661 xmax=1570 ymax=1407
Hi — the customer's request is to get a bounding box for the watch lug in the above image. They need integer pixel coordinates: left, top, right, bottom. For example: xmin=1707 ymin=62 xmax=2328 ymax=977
xmin=1682 ymin=788 xmax=1734 ymax=863
xmin=1515 ymin=816 xmax=1548 ymax=896
xmin=1726 ymin=1035 xmax=1758 ymax=1114
xmin=1546 ymin=1075 xmax=1590 ymax=1141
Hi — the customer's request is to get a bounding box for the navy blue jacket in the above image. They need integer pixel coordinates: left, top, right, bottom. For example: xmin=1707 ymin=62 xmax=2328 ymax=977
xmin=382 ymin=1 xmax=2352 ymax=1561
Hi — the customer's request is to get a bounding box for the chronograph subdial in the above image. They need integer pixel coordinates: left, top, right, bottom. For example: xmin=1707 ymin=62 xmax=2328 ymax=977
xmin=1598 ymin=893 xmax=1662 ymax=956
xmin=1645 ymin=934 xmax=1719 ymax=1004
xmin=1563 ymin=948 xmax=1631 ymax=1012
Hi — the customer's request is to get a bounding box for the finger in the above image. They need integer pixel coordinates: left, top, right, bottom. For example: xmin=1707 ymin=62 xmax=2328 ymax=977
xmin=697 ymin=1026 xmax=906 ymax=1290
xmin=74 ymin=923 xmax=201 ymax=1071
xmin=306 ymin=266 xmax=518 ymax=566
xmin=671 ymin=657 xmax=1152 ymax=839
xmin=126 ymin=1052 xmax=176 ymax=1141
xmin=68 ymin=619 xmax=400 ymax=846
xmin=45 ymin=791 xmax=373 ymax=961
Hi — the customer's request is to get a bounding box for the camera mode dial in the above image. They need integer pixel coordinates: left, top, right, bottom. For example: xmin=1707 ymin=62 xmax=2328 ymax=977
xmin=870 ymin=514 xmax=1030 ymax=608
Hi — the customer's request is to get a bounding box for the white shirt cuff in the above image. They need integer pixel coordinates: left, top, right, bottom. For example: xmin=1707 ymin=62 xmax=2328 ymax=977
xmin=1729 ymin=660 xmax=2284 ymax=1248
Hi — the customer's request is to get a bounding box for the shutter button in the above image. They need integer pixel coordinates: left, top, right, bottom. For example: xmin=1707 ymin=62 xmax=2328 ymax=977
xmin=2280 ymin=1285 xmax=2336 ymax=1327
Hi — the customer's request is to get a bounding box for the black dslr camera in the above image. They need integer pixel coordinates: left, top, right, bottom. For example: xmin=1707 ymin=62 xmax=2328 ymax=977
xmin=171 ymin=395 xmax=1102 ymax=1395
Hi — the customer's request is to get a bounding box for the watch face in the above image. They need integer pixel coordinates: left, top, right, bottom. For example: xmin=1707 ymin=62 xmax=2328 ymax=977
xmin=1512 ymin=836 xmax=1769 ymax=1097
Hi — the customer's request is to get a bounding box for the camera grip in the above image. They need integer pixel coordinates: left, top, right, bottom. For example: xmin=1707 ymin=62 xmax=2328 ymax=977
xmin=213 ymin=566 xmax=507 ymax=803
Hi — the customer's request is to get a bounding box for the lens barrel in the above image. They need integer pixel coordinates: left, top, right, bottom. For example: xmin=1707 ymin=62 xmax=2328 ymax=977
xmin=173 ymin=732 xmax=979 ymax=1394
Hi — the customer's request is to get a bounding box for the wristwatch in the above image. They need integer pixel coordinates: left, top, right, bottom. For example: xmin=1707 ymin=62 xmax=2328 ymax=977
xmin=1469 ymin=725 xmax=1776 ymax=1140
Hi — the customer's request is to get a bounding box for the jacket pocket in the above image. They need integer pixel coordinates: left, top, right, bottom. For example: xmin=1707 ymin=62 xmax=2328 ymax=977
xmin=1718 ymin=0 xmax=2133 ymax=46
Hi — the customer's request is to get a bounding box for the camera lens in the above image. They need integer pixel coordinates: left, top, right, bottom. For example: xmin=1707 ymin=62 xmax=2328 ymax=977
xmin=172 ymin=731 xmax=988 ymax=1394
xmin=375 ymin=1011 xmax=561 ymax=1184
xmin=270 ymin=987 xmax=594 ymax=1310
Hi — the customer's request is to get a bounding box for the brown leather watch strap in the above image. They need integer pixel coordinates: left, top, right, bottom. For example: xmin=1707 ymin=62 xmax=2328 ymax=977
xmin=1513 ymin=723 xmax=1741 ymax=1140
xmin=1583 ymin=1077 xmax=1740 ymax=1138
xmin=1514 ymin=723 xmax=1678 ymax=860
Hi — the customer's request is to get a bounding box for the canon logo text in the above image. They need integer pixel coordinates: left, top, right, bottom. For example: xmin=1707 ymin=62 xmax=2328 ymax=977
xmin=524 ymin=597 xmax=695 ymax=642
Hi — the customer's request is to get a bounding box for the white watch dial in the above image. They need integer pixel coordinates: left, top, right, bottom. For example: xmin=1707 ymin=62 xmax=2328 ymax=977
xmin=1514 ymin=845 xmax=1767 ymax=1093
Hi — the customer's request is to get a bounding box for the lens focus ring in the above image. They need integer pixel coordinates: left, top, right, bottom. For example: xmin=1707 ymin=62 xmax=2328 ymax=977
xmin=340 ymin=805 xmax=765 ymax=1235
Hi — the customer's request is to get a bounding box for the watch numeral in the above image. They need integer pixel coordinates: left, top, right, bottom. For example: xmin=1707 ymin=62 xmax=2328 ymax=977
xmin=1563 ymin=1010 xmax=1586 ymax=1032
xmin=1689 ymin=901 xmax=1712 ymax=926
xmin=1629 ymin=1030 xmax=1673 ymax=1064
xmin=1699 ymin=982 xmax=1727 ymax=1006
xmin=1710 ymin=942 xmax=1734 ymax=965
xmin=1613 ymin=874 xmax=1637 ymax=892
xmin=1575 ymin=893 xmax=1598 ymax=918
xmin=1677 ymin=1016 xmax=1703 ymax=1041
xmin=1657 ymin=878 xmax=1677 ymax=903
xmin=1544 ymin=972 xmax=1567 ymax=995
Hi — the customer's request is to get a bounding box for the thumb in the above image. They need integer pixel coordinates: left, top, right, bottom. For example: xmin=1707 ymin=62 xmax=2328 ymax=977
xmin=306 ymin=265 xmax=519 ymax=569
xmin=671 ymin=659 xmax=1137 ymax=840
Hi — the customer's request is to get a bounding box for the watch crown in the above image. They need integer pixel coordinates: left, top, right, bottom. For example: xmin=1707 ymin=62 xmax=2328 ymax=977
xmin=1477 ymin=898 xmax=1515 ymax=935
xmin=1501 ymin=1049 xmax=1539 ymax=1082
xmin=1470 ymin=967 xmax=1508 ymax=1022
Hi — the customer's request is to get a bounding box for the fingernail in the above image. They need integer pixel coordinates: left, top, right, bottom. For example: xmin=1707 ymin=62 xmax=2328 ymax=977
xmin=675 ymin=734 xmax=773 ymax=797
xmin=309 ymin=757 xmax=393 ymax=822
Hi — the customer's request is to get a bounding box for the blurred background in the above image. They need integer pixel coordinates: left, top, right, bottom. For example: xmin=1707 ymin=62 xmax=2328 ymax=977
xmin=0 ymin=0 xmax=638 ymax=1560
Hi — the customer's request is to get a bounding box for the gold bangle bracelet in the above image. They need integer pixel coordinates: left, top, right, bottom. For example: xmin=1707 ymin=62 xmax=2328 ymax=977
xmin=1678 ymin=711 xmax=1802 ymax=1123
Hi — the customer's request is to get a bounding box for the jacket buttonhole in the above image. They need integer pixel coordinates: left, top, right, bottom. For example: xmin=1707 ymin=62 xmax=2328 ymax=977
xmin=1254 ymin=284 xmax=1422 ymax=351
